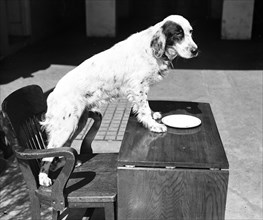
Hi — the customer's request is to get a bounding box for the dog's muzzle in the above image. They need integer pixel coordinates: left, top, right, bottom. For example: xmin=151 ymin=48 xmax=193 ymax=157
xmin=190 ymin=47 xmax=199 ymax=57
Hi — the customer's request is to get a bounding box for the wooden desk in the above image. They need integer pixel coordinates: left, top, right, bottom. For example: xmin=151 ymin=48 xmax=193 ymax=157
xmin=117 ymin=101 xmax=229 ymax=220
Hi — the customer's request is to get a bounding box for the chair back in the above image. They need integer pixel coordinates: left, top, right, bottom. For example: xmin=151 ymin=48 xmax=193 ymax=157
xmin=1 ymin=85 xmax=48 ymax=183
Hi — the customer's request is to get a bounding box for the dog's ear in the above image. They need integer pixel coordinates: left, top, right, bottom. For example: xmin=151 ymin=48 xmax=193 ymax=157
xmin=162 ymin=21 xmax=185 ymax=60
xmin=150 ymin=29 xmax=166 ymax=59
xmin=162 ymin=21 xmax=184 ymax=45
xmin=151 ymin=21 xmax=184 ymax=59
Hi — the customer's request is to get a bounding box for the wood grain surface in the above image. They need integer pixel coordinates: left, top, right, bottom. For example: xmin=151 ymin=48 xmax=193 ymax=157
xmin=118 ymin=101 xmax=229 ymax=169
xmin=118 ymin=167 xmax=229 ymax=220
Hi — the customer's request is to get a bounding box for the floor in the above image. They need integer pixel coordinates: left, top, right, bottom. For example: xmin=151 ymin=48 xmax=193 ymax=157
xmin=0 ymin=17 xmax=263 ymax=219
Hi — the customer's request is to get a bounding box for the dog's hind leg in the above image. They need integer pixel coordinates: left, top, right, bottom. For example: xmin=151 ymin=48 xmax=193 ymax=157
xmin=45 ymin=110 xmax=90 ymax=175
xmin=39 ymin=108 xmax=84 ymax=186
xmin=39 ymin=134 xmax=74 ymax=186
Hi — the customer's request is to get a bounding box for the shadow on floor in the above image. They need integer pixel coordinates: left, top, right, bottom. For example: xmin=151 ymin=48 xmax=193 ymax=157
xmin=0 ymin=156 xmax=51 ymax=220
xmin=0 ymin=156 xmax=105 ymax=220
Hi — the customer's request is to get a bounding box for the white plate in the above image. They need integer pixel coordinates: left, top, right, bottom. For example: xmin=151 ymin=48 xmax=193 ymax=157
xmin=161 ymin=114 xmax=201 ymax=128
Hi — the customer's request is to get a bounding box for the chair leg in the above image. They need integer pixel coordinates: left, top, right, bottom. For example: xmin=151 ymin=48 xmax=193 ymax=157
xmin=52 ymin=209 xmax=60 ymax=220
xmin=29 ymin=192 xmax=41 ymax=220
xmin=104 ymin=202 xmax=115 ymax=220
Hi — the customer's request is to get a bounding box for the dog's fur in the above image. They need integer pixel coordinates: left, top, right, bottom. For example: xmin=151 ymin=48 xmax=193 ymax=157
xmin=39 ymin=15 xmax=198 ymax=186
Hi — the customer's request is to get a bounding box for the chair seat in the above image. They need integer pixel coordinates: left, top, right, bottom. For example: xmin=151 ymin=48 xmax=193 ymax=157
xmin=36 ymin=153 xmax=118 ymax=205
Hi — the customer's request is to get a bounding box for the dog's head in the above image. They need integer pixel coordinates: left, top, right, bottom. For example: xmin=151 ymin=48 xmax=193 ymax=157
xmin=151 ymin=15 xmax=198 ymax=61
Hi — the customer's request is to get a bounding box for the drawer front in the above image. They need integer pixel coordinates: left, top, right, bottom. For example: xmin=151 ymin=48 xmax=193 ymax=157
xmin=118 ymin=167 xmax=229 ymax=220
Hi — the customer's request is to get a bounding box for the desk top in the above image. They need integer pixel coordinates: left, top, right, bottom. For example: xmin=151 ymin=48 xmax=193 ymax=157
xmin=118 ymin=101 xmax=229 ymax=169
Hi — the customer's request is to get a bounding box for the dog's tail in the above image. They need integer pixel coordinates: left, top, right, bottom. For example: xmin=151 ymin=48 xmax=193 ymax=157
xmin=40 ymin=114 xmax=51 ymax=134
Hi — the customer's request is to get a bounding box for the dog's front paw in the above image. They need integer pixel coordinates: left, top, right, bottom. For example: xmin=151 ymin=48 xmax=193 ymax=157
xmin=150 ymin=123 xmax=167 ymax=133
xmin=39 ymin=173 xmax=52 ymax=187
xmin=152 ymin=112 xmax=162 ymax=120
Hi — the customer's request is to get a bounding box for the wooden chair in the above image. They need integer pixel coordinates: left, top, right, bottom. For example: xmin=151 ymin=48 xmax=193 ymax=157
xmin=0 ymin=85 xmax=117 ymax=220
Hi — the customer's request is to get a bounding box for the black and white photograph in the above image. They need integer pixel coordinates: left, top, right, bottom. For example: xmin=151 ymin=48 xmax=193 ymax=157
xmin=0 ymin=0 xmax=262 ymax=219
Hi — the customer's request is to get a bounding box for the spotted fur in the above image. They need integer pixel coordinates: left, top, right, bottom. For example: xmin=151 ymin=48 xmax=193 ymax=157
xmin=39 ymin=15 xmax=198 ymax=186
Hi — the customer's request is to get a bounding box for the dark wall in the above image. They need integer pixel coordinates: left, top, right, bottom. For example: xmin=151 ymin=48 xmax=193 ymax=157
xmin=30 ymin=0 xmax=85 ymax=42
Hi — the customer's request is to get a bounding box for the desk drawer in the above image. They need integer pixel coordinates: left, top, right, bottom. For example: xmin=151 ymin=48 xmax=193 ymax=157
xmin=118 ymin=167 xmax=229 ymax=220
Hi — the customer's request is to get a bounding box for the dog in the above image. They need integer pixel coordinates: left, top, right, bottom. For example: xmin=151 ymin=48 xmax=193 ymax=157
xmin=39 ymin=15 xmax=198 ymax=186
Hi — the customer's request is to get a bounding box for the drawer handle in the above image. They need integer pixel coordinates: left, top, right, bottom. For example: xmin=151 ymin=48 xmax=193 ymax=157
xmin=166 ymin=166 xmax=176 ymax=169
xmin=125 ymin=165 xmax=135 ymax=168
xmin=210 ymin=168 xmax=220 ymax=171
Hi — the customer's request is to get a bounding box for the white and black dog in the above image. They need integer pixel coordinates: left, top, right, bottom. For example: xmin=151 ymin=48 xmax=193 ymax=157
xmin=40 ymin=15 xmax=198 ymax=186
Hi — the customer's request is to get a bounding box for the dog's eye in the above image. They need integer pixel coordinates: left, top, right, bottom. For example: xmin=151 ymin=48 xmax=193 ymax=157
xmin=177 ymin=29 xmax=183 ymax=35
xmin=189 ymin=30 xmax=193 ymax=35
xmin=175 ymin=30 xmax=184 ymax=39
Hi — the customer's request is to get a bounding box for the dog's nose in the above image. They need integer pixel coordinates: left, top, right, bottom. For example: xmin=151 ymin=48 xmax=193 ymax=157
xmin=191 ymin=47 xmax=198 ymax=56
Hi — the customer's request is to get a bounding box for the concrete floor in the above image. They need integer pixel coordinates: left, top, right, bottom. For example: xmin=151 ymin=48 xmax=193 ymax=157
xmin=0 ymin=18 xmax=262 ymax=219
